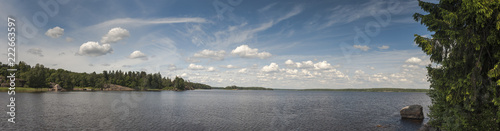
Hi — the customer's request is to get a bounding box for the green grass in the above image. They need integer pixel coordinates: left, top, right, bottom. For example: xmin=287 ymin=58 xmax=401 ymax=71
xmin=0 ymin=87 xmax=50 ymax=92
xmin=299 ymin=88 xmax=429 ymax=92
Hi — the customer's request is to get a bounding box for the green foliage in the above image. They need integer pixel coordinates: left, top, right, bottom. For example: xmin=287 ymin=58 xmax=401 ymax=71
xmin=413 ymin=0 xmax=500 ymax=130
xmin=0 ymin=61 xmax=210 ymax=91
xmin=173 ymin=77 xmax=185 ymax=90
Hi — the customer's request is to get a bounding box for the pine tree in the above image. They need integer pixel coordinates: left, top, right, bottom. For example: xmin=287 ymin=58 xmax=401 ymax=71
xmin=413 ymin=0 xmax=500 ymax=130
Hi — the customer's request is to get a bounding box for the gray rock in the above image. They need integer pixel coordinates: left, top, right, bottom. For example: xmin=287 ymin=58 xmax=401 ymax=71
xmin=400 ymin=105 xmax=424 ymax=119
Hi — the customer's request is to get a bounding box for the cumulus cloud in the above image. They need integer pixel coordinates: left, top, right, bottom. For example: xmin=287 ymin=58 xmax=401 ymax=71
xmin=285 ymin=59 xmax=295 ymax=65
xmin=285 ymin=69 xmax=299 ymax=74
xmin=355 ymin=70 xmax=365 ymax=75
xmin=231 ymin=45 xmax=272 ymax=59
xmin=220 ymin=64 xmax=237 ymax=69
xmin=188 ymin=64 xmax=205 ymax=70
xmin=405 ymin=57 xmax=431 ymax=66
xmin=100 ymin=27 xmax=130 ymax=44
xmin=378 ymin=45 xmax=389 ymax=50
xmin=296 ymin=61 xmax=314 ymax=68
xmin=45 ymin=26 xmax=64 ymax=38
xmin=77 ymin=41 xmax=113 ymax=57
xmin=27 ymin=48 xmax=44 ymax=57
xmin=102 ymin=63 xmax=110 ymax=66
xmin=193 ymin=49 xmax=226 ymax=60
xmin=313 ymin=61 xmax=332 ymax=70
xmin=405 ymin=57 xmax=422 ymax=64
xmin=207 ymin=67 xmax=216 ymax=72
xmin=285 ymin=60 xmax=336 ymax=70
xmin=353 ymin=45 xmax=370 ymax=51
xmin=128 ymin=50 xmax=148 ymax=60
xmin=238 ymin=68 xmax=248 ymax=73
xmin=262 ymin=63 xmax=279 ymax=72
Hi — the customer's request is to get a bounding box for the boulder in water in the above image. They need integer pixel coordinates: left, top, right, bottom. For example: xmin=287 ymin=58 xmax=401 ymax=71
xmin=400 ymin=105 xmax=424 ymax=119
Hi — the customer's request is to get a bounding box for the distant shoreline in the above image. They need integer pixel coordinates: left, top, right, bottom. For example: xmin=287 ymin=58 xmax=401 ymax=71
xmin=1 ymin=87 xmax=428 ymax=93
xmin=294 ymin=88 xmax=429 ymax=92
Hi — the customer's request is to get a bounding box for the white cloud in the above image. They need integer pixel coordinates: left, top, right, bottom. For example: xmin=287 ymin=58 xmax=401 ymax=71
xmin=100 ymin=27 xmax=130 ymax=44
xmin=285 ymin=69 xmax=299 ymax=74
xmin=285 ymin=59 xmax=295 ymax=65
xmin=200 ymin=6 xmax=302 ymax=49
xmin=91 ymin=17 xmax=208 ymax=29
xmin=321 ymin=1 xmax=417 ymax=28
xmin=276 ymin=5 xmax=303 ymax=22
xmin=77 ymin=41 xmax=113 ymax=57
xmin=313 ymin=61 xmax=332 ymax=70
xmin=27 ymin=48 xmax=44 ymax=57
xmin=45 ymin=26 xmax=64 ymax=38
xmin=207 ymin=67 xmax=216 ymax=72
xmin=258 ymin=3 xmax=277 ymax=13
xmin=262 ymin=63 xmax=279 ymax=72
xmin=378 ymin=45 xmax=389 ymax=50
xmin=220 ymin=64 xmax=237 ymax=69
xmin=238 ymin=68 xmax=248 ymax=73
xmin=188 ymin=64 xmax=205 ymax=70
xmin=295 ymin=61 xmax=314 ymax=69
xmin=405 ymin=57 xmax=422 ymax=64
xmin=355 ymin=70 xmax=365 ymax=74
xmin=353 ymin=45 xmax=370 ymax=51
xmin=193 ymin=49 xmax=226 ymax=60
xmin=405 ymin=57 xmax=431 ymax=66
xmin=231 ymin=45 xmax=272 ymax=59
xmin=128 ymin=50 xmax=148 ymax=60
xmin=181 ymin=73 xmax=188 ymax=77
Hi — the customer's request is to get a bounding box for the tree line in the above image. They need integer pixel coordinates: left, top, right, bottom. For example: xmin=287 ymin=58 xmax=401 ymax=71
xmin=0 ymin=61 xmax=211 ymax=91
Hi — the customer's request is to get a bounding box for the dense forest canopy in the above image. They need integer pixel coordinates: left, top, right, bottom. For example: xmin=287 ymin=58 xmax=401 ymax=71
xmin=0 ymin=61 xmax=211 ymax=91
xmin=413 ymin=0 xmax=500 ymax=130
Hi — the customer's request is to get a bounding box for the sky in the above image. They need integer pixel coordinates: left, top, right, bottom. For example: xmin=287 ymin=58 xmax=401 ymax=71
xmin=0 ymin=0 xmax=436 ymax=89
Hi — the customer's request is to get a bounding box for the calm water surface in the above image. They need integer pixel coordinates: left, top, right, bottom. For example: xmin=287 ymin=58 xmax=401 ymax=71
xmin=0 ymin=90 xmax=431 ymax=130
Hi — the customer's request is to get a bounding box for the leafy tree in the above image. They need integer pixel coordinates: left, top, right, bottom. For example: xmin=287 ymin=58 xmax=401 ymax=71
xmin=25 ymin=64 xmax=48 ymax=88
xmin=173 ymin=77 xmax=185 ymax=90
xmin=162 ymin=77 xmax=173 ymax=88
xmin=413 ymin=0 xmax=500 ymax=130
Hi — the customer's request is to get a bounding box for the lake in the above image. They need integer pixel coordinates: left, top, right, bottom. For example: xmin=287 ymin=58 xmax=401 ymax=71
xmin=0 ymin=90 xmax=431 ymax=130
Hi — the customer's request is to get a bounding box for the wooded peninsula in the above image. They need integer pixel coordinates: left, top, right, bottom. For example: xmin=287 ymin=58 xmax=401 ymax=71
xmin=0 ymin=61 xmax=210 ymax=91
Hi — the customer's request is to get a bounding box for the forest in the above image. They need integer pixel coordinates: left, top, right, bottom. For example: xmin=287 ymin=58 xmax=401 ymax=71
xmin=0 ymin=61 xmax=211 ymax=91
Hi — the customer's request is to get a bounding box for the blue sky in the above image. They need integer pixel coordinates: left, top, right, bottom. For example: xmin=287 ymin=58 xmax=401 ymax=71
xmin=0 ymin=0 xmax=435 ymax=89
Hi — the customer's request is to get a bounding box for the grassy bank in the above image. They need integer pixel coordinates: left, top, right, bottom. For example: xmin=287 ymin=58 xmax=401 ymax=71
xmin=0 ymin=87 xmax=50 ymax=92
xmin=299 ymin=88 xmax=429 ymax=92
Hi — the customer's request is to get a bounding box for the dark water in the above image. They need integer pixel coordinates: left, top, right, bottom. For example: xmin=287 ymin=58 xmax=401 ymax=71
xmin=0 ymin=90 xmax=431 ymax=130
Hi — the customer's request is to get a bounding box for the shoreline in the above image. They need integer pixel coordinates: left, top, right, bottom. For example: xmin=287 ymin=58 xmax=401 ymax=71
xmin=1 ymin=87 xmax=429 ymax=93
